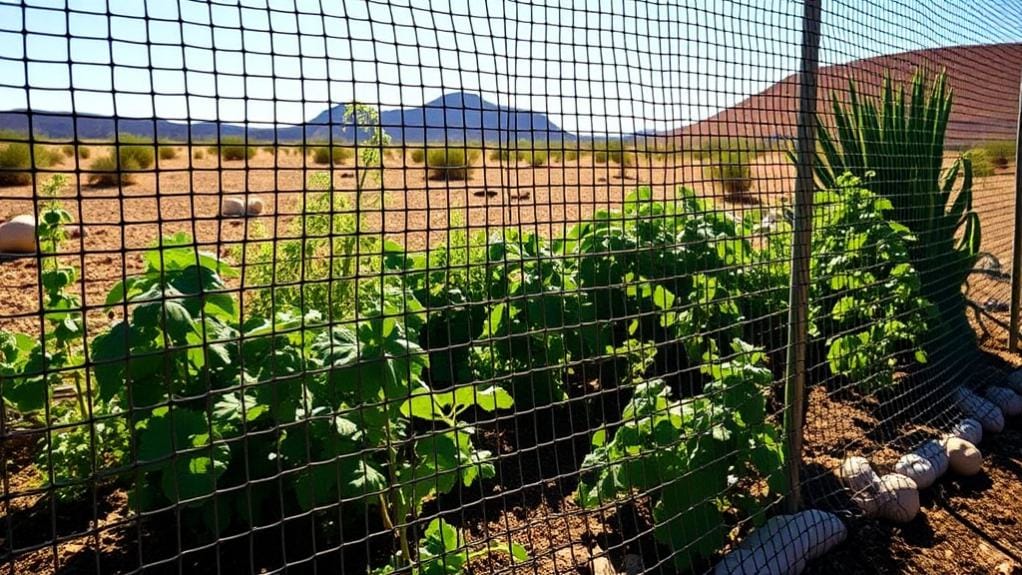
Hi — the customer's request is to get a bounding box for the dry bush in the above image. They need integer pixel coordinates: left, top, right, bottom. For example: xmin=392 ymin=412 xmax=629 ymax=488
xmin=427 ymin=147 xmax=479 ymax=180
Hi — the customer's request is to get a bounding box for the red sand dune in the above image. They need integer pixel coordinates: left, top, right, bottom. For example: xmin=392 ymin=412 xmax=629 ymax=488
xmin=676 ymin=43 xmax=1022 ymax=146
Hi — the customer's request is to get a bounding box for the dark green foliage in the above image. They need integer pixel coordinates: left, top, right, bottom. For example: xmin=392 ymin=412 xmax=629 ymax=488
xmin=577 ymin=341 xmax=785 ymax=570
xmin=809 ymin=174 xmax=931 ymax=388
xmin=805 ymin=69 xmax=981 ymax=352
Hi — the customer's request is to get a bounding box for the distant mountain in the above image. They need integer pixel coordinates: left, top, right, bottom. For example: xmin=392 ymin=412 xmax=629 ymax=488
xmin=0 ymin=91 xmax=575 ymax=145
xmin=311 ymin=91 xmax=574 ymax=144
xmin=674 ymin=43 xmax=1022 ymax=145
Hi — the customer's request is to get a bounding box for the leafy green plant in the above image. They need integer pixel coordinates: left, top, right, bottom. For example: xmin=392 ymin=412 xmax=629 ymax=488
xmin=805 ymin=70 xmax=980 ymax=351
xmin=427 ymin=148 xmax=479 ymax=181
xmin=372 ymin=518 xmax=527 ymax=575
xmin=577 ymin=340 xmax=785 ymax=570
xmin=246 ymin=105 xmax=391 ymax=320
xmin=410 ymin=148 xmax=426 ymax=163
xmin=809 ymin=174 xmax=931 ymax=389
xmin=0 ymin=175 xmax=121 ymax=500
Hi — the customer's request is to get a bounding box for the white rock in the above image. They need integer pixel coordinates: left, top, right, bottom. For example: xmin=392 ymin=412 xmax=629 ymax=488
xmin=713 ymin=510 xmax=846 ymax=575
xmin=985 ymin=386 xmax=1022 ymax=417
xmin=951 ymin=418 xmax=984 ymax=445
xmin=894 ymin=439 xmax=948 ymax=489
xmin=0 ymin=214 xmax=37 ymax=254
xmin=945 ymin=436 xmax=983 ymax=476
xmin=955 ymin=388 xmax=1005 ymax=433
xmin=838 ymin=456 xmax=883 ymax=517
xmin=222 ymin=197 xmax=246 ymax=217
xmin=246 ymin=197 xmax=264 ymax=216
xmin=877 ymin=474 xmax=920 ymax=523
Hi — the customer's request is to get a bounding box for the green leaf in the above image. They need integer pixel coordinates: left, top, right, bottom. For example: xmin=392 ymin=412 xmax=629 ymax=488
xmin=453 ymin=385 xmax=513 ymax=412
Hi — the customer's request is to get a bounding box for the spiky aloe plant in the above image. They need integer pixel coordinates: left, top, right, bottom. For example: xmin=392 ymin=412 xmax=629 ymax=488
xmin=799 ymin=69 xmax=981 ymax=352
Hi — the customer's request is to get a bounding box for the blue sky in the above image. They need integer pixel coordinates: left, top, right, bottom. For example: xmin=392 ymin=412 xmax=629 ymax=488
xmin=1 ymin=0 xmax=1021 ymax=135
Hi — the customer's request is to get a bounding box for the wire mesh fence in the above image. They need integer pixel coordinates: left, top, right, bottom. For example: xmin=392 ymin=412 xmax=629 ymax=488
xmin=1 ymin=1 xmax=1021 ymax=574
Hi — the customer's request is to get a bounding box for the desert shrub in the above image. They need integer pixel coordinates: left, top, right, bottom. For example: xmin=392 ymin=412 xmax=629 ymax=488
xmin=527 ymin=150 xmax=548 ymax=167
xmin=158 ymin=146 xmax=177 ymax=160
xmin=608 ymin=149 xmax=636 ymax=167
xmin=705 ymin=150 xmax=753 ymax=197
xmin=332 ymin=146 xmax=353 ymax=164
xmin=0 ymin=142 xmax=59 ymax=186
xmin=311 ymin=146 xmax=353 ymax=165
xmin=410 ymin=148 xmax=426 ymax=163
xmin=262 ymin=146 xmax=275 ymax=155
xmin=980 ymin=140 xmax=1014 ymax=168
xmin=548 ymin=150 xmax=563 ymax=163
xmin=61 ymin=145 xmax=75 ymax=157
xmin=117 ymin=137 xmax=154 ymax=170
xmin=88 ymin=154 xmax=138 ymax=187
xmin=78 ymin=146 xmax=91 ymax=159
xmin=193 ymin=149 xmax=204 ymax=160
xmin=967 ymin=148 xmax=995 ymax=177
xmin=219 ymin=136 xmax=257 ymax=161
xmin=427 ymin=147 xmax=479 ymax=180
xmin=0 ymin=142 xmax=32 ymax=186
xmin=492 ymin=148 xmax=527 ymax=163
xmin=593 ymin=150 xmax=609 ymax=163
xmin=564 ymin=150 xmax=579 ymax=162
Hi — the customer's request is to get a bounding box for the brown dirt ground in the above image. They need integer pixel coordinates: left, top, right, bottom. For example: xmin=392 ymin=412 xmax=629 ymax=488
xmin=2 ymin=149 xmax=1022 ymax=574
xmin=0 ymin=145 xmax=793 ymax=337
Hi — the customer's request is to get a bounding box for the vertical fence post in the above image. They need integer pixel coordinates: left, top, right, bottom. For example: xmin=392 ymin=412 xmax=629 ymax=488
xmin=1009 ymin=73 xmax=1022 ymax=353
xmin=783 ymin=0 xmax=823 ymax=514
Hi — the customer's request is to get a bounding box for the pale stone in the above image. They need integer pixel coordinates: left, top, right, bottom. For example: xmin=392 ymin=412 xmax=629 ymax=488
xmin=877 ymin=473 xmax=919 ymax=523
xmin=838 ymin=456 xmax=882 ymax=516
xmin=951 ymin=418 xmax=984 ymax=445
xmin=246 ymin=197 xmax=264 ymax=215
xmin=0 ymin=214 xmax=37 ymax=254
xmin=222 ymin=197 xmax=246 ymax=217
xmin=713 ymin=510 xmax=846 ymax=575
xmin=956 ymin=388 xmax=1005 ymax=433
xmin=945 ymin=436 xmax=983 ymax=476
xmin=985 ymin=386 xmax=1022 ymax=417
xmin=894 ymin=439 xmax=948 ymax=489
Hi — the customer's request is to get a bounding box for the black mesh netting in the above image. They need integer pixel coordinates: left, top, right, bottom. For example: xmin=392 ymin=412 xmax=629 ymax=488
xmin=1 ymin=1 xmax=1021 ymax=574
